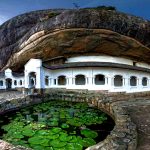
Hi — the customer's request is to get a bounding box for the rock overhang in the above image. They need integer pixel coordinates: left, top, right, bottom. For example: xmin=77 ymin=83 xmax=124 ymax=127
xmin=3 ymin=28 xmax=150 ymax=71
xmin=0 ymin=8 xmax=150 ymax=71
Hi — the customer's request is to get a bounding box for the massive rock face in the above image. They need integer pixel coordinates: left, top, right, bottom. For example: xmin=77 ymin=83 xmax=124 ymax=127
xmin=0 ymin=8 xmax=150 ymax=71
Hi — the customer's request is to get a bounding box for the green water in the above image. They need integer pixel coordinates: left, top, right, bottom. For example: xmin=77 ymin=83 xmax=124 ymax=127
xmin=0 ymin=101 xmax=115 ymax=150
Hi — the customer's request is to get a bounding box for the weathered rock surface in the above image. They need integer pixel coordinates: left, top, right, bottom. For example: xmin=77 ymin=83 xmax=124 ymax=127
xmin=0 ymin=8 xmax=150 ymax=71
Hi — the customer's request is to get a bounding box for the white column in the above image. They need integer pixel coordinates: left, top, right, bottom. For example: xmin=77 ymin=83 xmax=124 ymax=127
xmin=56 ymin=78 xmax=58 ymax=86
xmin=124 ymin=77 xmax=129 ymax=92
xmin=48 ymin=78 xmax=51 ymax=87
xmin=106 ymin=76 xmax=113 ymax=91
xmin=105 ymin=77 xmax=108 ymax=85
xmin=72 ymin=77 xmax=75 ymax=85
xmin=67 ymin=77 xmax=71 ymax=86
xmin=88 ymin=77 xmax=93 ymax=85
xmin=25 ymin=71 xmax=29 ymax=88
xmin=85 ymin=77 xmax=88 ymax=85
xmin=138 ymin=77 xmax=143 ymax=90
xmin=148 ymin=79 xmax=150 ymax=88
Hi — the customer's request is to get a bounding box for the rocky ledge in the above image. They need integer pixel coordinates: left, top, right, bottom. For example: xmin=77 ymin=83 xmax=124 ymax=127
xmin=0 ymin=8 xmax=150 ymax=71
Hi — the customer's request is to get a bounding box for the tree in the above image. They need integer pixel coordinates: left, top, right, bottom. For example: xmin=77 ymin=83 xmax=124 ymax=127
xmin=73 ymin=3 xmax=80 ymax=9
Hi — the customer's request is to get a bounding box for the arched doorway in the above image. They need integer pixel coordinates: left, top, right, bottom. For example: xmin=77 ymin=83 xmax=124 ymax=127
xmin=75 ymin=75 xmax=86 ymax=85
xmin=29 ymin=72 xmax=36 ymax=88
xmin=6 ymin=78 xmax=12 ymax=89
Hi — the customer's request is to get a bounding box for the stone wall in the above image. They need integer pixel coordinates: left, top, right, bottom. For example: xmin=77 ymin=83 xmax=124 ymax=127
xmin=0 ymin=90 xmax=137 ymax=150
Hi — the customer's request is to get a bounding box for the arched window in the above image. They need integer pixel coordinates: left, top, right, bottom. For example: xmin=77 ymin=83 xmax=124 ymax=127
xmin=58 ymin=75 xmax=66 ymax=85
xmin=142 ymin=77 xmax=148 ymax=86
xmin=114 ymin=75 xmax=123 ymax=87
xmin=45 ymin=76 xmax=49 ymax=86
xmin=29 ymin=72 xmax=36 ymax=88
xmin=14 ymin=80 xmax=17 ymax=86
xmin=130 ymin=76 xmax=137 ymax=86
xmin=0 ymin=80 xmax=3 ymax=86
xmin=95 ymin=74 xmax=105 ymax=85
xmin=75 ymin=75 xmax=86 ymax=85
xmin=20 ymin=80 xmax=22 ymax=85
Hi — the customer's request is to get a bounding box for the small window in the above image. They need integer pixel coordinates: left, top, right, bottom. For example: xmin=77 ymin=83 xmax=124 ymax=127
xmin=54 ymin=79 xmax=56 ymax=85
xmin=142 ymin=77 xmax=148 ymax=86
xmin=133 ymin=62 xmax=137 ymax=66
xmin=114 ymin=75 xmax=123 ymax=87
xmin=45 ymin=76 xmax=49 ymax=86
xmin=58 ymin=76 xmax=66 ymax=85
xmin=20 ymin=80 xmax=22 ymax=85
xmin=95 ymin=74 xmax=105 ymax=85
xmin=0 ymin=80 xmax=3 ymax=86
xmin=14 ymin=80 xmax=17 ymax=86
xmin=130 ymin=76 xmax=137 ymax=86
xmin=75 ymin=75 xmax=86 ymax=85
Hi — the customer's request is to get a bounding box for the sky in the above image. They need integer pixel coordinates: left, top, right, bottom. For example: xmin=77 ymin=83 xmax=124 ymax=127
xmin=0 ymin=0 xmax=150 ymax=25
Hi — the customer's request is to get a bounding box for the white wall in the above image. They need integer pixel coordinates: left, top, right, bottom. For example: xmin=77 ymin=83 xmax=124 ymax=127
xmin=1 ymin=57 xmax=150 ymax=93
xmin=66 ymin=56 xmax=133 ymax=65
xmin=0 ymin=78 xmax=6 ymax=89
xmin=66 ymin=56 xmax=150 ymax=70
xmin=43 ymin=66 xmax=150 ymax=93
xmin=25 ymin=59 xmax=44 ymax=89
xmin=0 ymin=68 xmax=24 ymax=89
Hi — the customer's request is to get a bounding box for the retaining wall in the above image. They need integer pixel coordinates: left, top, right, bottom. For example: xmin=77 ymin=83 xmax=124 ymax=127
xmin=0 ymin=90 xmax=137 ymax=150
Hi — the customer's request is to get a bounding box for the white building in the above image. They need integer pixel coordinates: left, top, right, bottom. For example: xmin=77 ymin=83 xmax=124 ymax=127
xmin=1 ymin=55 xmax=150 ymax=93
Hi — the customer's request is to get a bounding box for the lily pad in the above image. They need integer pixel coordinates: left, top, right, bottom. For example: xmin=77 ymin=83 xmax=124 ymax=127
xmin=46 ymin=134 xmax=59 ymax=140
xmin=47 ymin=121 xmax=58 ymax=127
xmin=12 ymin=132 xmax=24 ymax=139
xmin=51 ymin=128 xmax=62 ymax=134
xmin=50 ymin=139 xmax=66 ymax=148
xmin=28 ymin=136 xmax=43 ymax=145
xmin=82 ymin=138 xmax=96 ymax=147
xmin=22 ymin=129 xmax=35 ymax=137
xmin=61 ymin=123 xmax=69 ymax=129
xmin=59 ymin=134 xmax=72 ymax=142
xmin=66 ymin=143 xmax=83 ymax=150
xmin=81 ymin=129 xmax=98 ymax=138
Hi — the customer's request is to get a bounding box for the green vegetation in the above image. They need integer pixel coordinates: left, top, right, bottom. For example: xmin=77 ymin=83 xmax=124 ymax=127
xmin=0 ymin=101 xmax=109 ymax=150
xmin=85 ymin=5 xmax=116 ymax=11
xmin=47 ymin=12 xmax=60 ymax=19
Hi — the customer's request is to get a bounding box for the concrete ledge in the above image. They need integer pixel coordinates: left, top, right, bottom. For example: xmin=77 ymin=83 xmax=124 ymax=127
xmin=0 ymin=90 xmax=137 ymax=150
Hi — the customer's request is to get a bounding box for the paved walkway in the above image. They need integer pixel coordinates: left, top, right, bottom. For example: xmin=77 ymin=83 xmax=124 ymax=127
xmin=115 ymin=99 xmax=150 ymax=150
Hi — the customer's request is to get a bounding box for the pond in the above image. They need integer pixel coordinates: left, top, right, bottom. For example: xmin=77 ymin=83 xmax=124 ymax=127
xmin=0 ymin=101 xmax=115 ymax=150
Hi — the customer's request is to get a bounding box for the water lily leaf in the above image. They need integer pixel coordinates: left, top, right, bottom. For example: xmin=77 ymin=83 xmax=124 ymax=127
xmin=40 ymin=139 xmax=50 ymax=146
xmin=66 ymin=143 xmax=83 ymax=150
xmin=50 ymin=139 xmax=66 ymax=148
xmin=28 ymin=136 xmax=43 ymax=145
xmin=46 ymin=134 xmax=59 ymax=140
xmin=51 ymin=128 xmax=62 ymax=134
xmin=61 ymin=123 xmax=69 ymax=129
xmin=12 ymin=132 xmax=24 ymax=139
xmin=47 ymin=121 xmax=58 ymax=127
xmin=36 ymin=130 xmax=50 ymax=136
xmin=30 ymin=145 xmax=46 ymax=150
xmin=69 ymin=136 xmax=78 ymax=143
xmin=59 ymin=134 xmax=72 ymax=142
xmin=22 ymin=129 xmax=35 ymax=137
xmin=81 ymin=129 xmax=98 ymax=138
xmin=44 ymin=147 xmax=54 ymax=150
xmin=82 ymin=138 xmax=96 ymax=147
